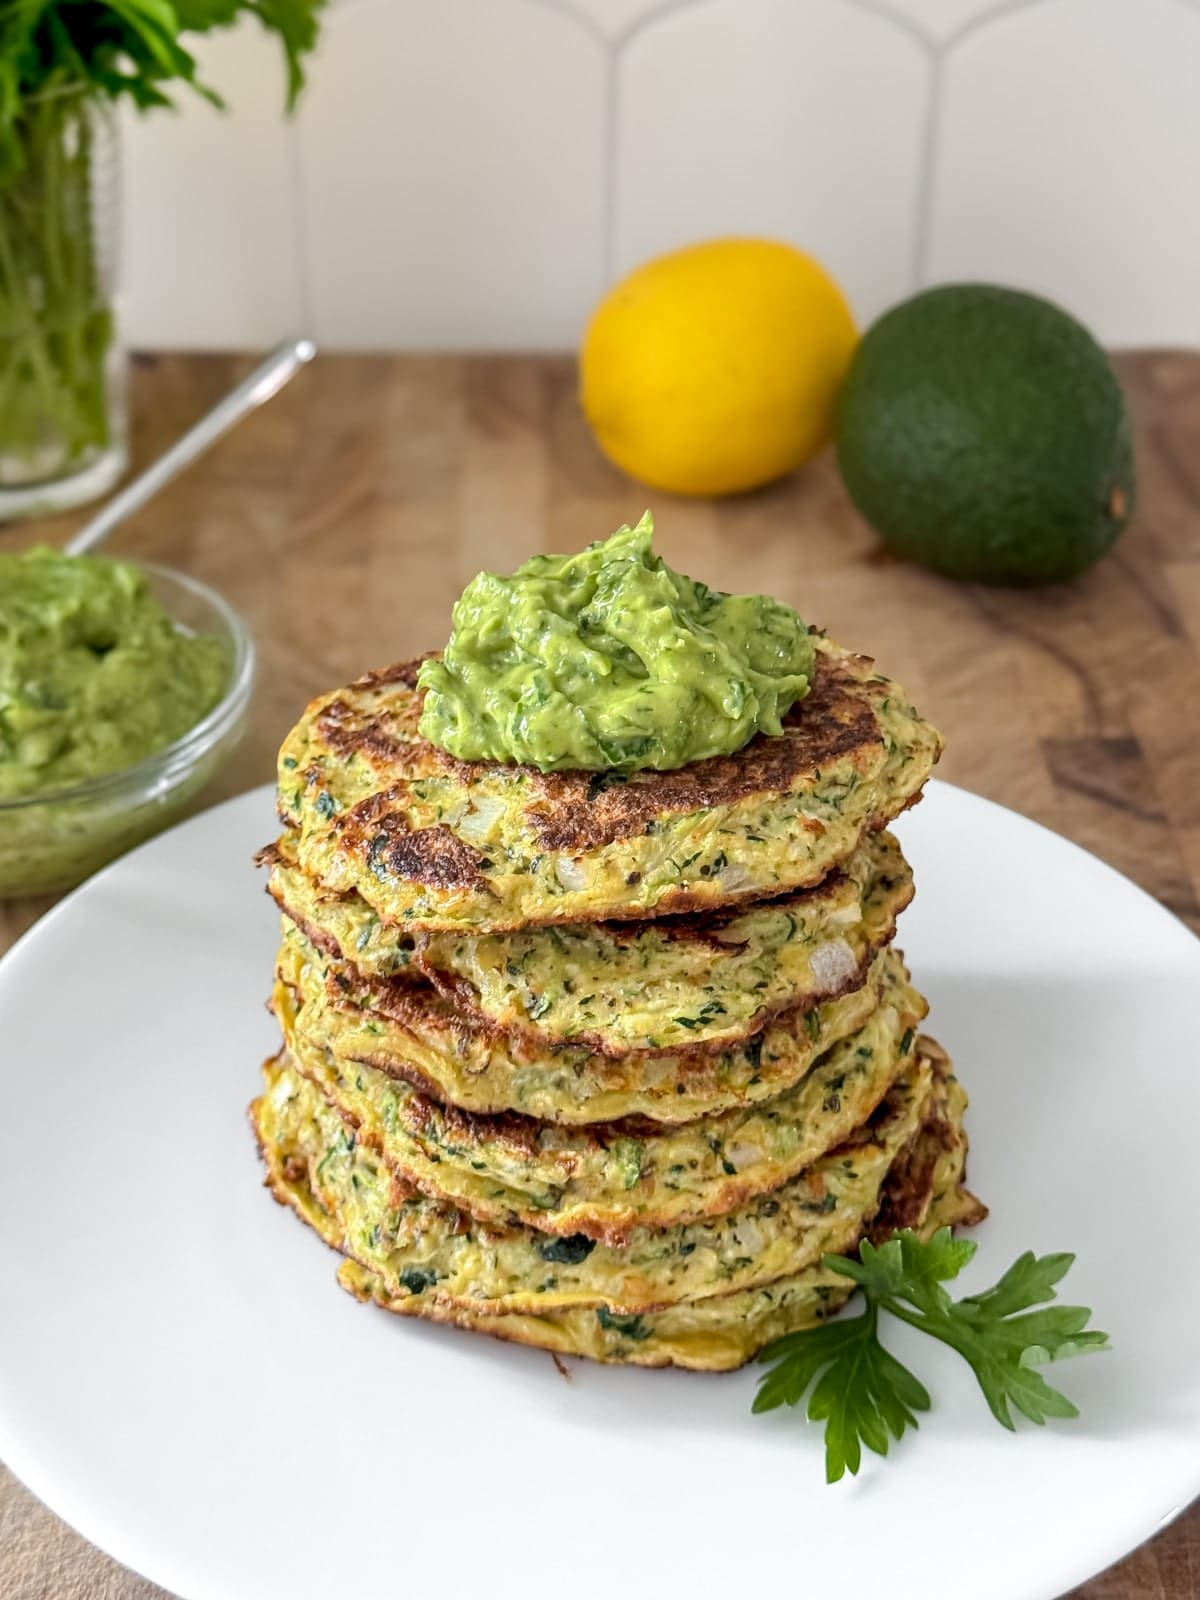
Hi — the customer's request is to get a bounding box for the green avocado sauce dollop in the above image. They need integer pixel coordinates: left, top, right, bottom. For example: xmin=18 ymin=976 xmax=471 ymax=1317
xmin=417 ymin=512 xmax=815 ymax=772
xmin=0 ymin=547 xmax=229 ymax=802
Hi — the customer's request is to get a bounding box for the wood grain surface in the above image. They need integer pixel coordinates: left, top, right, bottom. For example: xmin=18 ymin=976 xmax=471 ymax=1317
xmin=1 ymin=351 xmax=1197 ymax=1599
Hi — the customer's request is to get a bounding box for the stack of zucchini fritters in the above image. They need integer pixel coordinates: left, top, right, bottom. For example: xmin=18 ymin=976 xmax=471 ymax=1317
xmin=252 ymin=636 xmax=986 ymax=1370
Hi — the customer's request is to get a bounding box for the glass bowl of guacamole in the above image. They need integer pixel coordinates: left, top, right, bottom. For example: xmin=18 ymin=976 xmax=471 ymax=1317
xmin=0 ymin=549 xmax=255 ymax=898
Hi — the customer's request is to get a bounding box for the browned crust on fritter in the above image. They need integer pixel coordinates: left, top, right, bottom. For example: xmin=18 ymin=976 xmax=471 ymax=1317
xmin=877 ymin=1055 xmax=957 ymax=1231
xmin=279 ymin=1026 xmax=915 ymax=1247
xmin=868 ymin=1037 xmax=989 ymax=1239
xmin=277 ymin=956 xmax=880 ymax=1129
xmin=265 ymin=841 xmax=856 ymax=957
xmin=328 ymin=1045 xmax=467 ymax=1113
xmin=257 ymin=1092 xmax=836 ymax=1309
xmin=867 ymin=1134 xmax=941 ymax=1238
xmin=316 ymin=705 xmax=407 ymax=765
xmin=418 ymin=878 xmax=910 ymax=1061
xmin=272 ymin=635 xmax=943 ymax=932
xmin=248 ymin=1093 xmax=345 ymax=1255
xmin=316 ymin=1024 xmax=639 ymax=1133
xmin=252 ymin=1078 xmax=960 ymax=1355
xmin=264 ymin=862 xmax=911 ymax=1063
xmin=350 ymin=658 xmax=427 ymax=692
xmin=291 ymin=797 xmax=925 ymax=935
xmin=867 ymin=1135 xmax=942 ymax=1242
xmin=279 ymin=783 xmax=928 ymax=935
xmin=916 ymin=1034 xmax=952 ymax=1073
xmin=303 ymin=648 xmax=891 ymax=849
xmin=338 ymin=800 xmax=493 ymax=894
xmin=593 ymin=874 xmax=851 ymax=948
xmin=266 ymin=890 xmax=345 ymax=962
xmin=287 ymin=910 xmax=892 ymax=1074
xmin=273 ymin=1009 xmax=925 ymax=1248
xmin=254 ymin=1075 xmax=659 ymax=1301
xmin=312 ymin=659 xmax=428 ymax=759
xmin=280 ymin=1046 xmax=579 ymax=1234
xmin=946 ymin=1187 xmax=989 ymax=1230
xmin=287 ymin=1034 xmax=559 ymax=1161
xmin=325 ymin=1019 xmax=869 ymax=1134
xmin=913 ymin=1038 xmax=989 ymax=1230
xmin=524 ymin=652 xmax=882 ymax=851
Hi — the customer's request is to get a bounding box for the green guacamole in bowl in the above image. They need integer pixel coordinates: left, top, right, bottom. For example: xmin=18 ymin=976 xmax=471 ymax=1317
xmin=0 ymin=548 xmax=253 ymax=897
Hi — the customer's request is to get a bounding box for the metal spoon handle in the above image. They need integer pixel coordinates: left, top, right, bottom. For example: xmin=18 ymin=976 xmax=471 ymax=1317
xmin=66 ymin=337 xmax=316 ymax=557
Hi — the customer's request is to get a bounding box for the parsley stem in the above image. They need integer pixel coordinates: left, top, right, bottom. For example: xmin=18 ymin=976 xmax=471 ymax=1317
xmin=0 ymin=87 xmax=115 ymax=486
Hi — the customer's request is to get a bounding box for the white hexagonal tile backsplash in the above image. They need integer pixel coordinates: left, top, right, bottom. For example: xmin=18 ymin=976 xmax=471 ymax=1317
xmin=119 ymin=0 xmax=1200 ymax=348
xmin=926 ymin=0 xmax=1200 ymax=345
xmin=614 ymin=0 xmax=930 ymax=326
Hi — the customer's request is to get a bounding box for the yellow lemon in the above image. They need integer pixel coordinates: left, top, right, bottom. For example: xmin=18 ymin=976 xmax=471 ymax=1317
xmin=580 ymin=237 xmax=857 ymax=497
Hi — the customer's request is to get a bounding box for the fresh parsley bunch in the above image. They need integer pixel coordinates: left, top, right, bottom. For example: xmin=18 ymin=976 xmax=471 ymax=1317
xmin=0 ymin=0 xmax=325 ymax=179
xmin=0 ymin=0 xmax=322 ymax=484
xmin=754 ymin=1229 xmax=1109 ymax=1482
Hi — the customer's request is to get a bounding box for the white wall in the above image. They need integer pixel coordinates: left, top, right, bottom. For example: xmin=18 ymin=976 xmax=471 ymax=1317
xmin=121 ymin=0 xmax=1200 ymax=350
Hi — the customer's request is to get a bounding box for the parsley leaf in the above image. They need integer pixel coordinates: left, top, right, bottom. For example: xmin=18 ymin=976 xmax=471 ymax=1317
xmin=755 ymin=1300 xmax=930 ymax=1482
xmin=754 ymin=1229 xmax=1108 ymax=1480
xmin=0 ymin=0 xmax=325 ymax=179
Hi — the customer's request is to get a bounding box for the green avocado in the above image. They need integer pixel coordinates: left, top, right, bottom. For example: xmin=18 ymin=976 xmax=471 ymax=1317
xmin=835 ymin=284 xmax=1135 ymax=585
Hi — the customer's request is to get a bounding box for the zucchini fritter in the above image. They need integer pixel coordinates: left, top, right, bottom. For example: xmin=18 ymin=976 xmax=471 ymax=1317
xmin=276 ymin=638 xmax=941 ymax=933
xmin=253 ymin=1050 xmax=932 ymax=1316
xmin=254 ymin=1038 xmax=981 ymax=1369
xmin=268 ymin=829 xmax=912 ymax=1056
xmin=253 ymin=609 xmax=981 ymax=1376
xmin=276 ymin=951 xmax=928 ymax=1241
xmin=278 ymin=919 xmax=909 ymax=1127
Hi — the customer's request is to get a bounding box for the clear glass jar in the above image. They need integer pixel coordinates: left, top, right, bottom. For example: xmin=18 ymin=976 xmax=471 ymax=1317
xmin=0 ymin=565 xmax=254 ymax=899
xmin=0 ymin=86 xmax=128 ymax=519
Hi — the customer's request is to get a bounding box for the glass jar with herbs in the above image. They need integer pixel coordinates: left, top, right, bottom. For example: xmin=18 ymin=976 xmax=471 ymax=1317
xmin=0 ymin=0 xmax=324 ymax=520
xmin=0 ymin=85 xmax=123 ymax=516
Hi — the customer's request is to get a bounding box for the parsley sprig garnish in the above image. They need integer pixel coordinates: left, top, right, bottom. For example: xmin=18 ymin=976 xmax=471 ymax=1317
xmin=753 ymin=1228 xmax=1109 ymax=1481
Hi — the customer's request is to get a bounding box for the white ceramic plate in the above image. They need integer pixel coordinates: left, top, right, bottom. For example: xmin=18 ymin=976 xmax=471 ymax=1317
xmin=0 ymin=781 xmax=1197 ymax=1600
